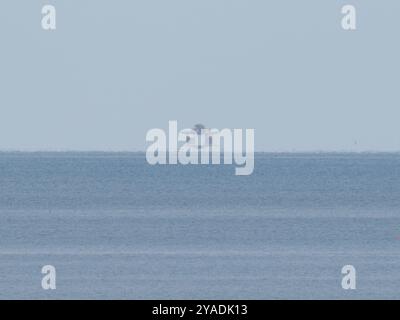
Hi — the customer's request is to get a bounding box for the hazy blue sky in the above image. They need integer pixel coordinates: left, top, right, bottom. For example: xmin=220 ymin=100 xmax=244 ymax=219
xmin=0 ymin=1 xmax=399 ymax=151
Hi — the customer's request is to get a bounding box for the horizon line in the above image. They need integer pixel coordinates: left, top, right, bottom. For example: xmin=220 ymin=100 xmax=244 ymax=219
xmin=1 ymin=149 xmax=400 ymax=154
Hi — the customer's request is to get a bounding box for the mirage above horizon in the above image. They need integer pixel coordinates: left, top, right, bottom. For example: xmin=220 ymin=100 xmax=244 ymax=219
xmin=145 ymin=121 xmax=255 ymax=176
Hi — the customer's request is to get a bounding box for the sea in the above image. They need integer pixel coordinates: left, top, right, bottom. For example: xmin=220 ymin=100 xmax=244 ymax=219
xmin=0 ymin=152 xmax=399 ymax=299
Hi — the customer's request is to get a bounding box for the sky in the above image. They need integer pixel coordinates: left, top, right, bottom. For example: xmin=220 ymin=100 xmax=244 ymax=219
xmin=0 ymin=0 xmax=399 ymax=152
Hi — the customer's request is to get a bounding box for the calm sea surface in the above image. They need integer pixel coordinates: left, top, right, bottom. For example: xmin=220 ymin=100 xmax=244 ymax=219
xmin=1 ymin=152 xmax=400 ymax=299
